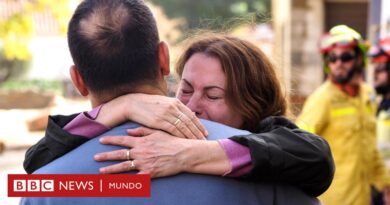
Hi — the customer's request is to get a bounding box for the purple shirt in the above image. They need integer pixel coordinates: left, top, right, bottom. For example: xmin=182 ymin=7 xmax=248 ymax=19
xmin=63 ymin=106 xmax=252 ymax=176
xmin=63 ymin=105 xmax=109 ymax=138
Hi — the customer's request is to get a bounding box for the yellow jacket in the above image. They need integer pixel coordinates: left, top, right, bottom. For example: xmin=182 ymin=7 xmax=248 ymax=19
xmin=297 ymin=81 xmax=390 ymax=205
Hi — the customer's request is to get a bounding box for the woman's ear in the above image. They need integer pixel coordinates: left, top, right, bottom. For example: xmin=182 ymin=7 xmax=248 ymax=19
xmin=69 ymin=65 xmax=89 ymax=96
xmin=158 ymin=41 xmax=170 ymax=76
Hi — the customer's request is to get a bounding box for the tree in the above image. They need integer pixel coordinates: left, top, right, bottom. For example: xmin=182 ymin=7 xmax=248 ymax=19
xmin=0 ymin=0 xmax=75 ymax=83
xmin=149 ymin=0 xmax=271 ymax=30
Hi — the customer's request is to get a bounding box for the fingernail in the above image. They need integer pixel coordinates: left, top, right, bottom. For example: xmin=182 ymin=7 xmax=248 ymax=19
xmin=94 ymin=155 xmax=100 ymax=160
xmin=99 ymin=168 xmax=105 ymax=173
xmin=204 ymin=130 xmax=208 ymax=136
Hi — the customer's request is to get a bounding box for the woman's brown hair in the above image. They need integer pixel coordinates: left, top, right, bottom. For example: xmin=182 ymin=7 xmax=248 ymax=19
xmin=175 ymin=34 xmax=287 ymax=132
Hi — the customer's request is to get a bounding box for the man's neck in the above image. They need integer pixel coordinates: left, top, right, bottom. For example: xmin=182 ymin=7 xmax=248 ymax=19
xmin=90 ymin=84 xmax=167 ymax=108
xmin=329 ymin=76 xmax=361 ymax=97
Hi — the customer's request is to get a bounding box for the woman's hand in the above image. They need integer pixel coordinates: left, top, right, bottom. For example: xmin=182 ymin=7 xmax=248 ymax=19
xmin=97 ymin=94 xmax=207 ymax=139
xmin=95 ymin=127 xmax=230 ymax=177
xmin=95 ymin=127 xmax=193 ymax=177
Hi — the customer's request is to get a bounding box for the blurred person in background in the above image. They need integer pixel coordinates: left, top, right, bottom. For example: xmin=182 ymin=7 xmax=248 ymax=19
xmin=297 ymin=25 xmax=390 ymax=205
xmin=0 ymin=140 xmax=4 ymax=153
xmin=369 ymin=36 xmax=390 ymax=205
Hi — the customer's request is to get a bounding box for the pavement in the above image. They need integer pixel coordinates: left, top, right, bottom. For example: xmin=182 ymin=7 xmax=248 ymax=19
xmin=0 ymin=97 xmax=90 ymax=205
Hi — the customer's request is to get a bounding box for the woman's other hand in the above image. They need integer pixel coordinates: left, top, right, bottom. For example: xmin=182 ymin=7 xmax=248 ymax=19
xmin=94 ymin=127 xmax=192 ymax=177
xmin=126 ymin=94 xmax=207 ymax=139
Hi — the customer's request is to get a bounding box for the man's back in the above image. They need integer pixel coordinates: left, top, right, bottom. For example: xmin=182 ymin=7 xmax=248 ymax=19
xmin=20 ymin=120 xmax=320 ymax=205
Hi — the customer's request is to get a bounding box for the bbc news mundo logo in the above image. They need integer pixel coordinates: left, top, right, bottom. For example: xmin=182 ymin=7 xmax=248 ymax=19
xmin=14 ymin=179 xmax=54 ymax=192
xmin=8 ymin=174 xmax=150 ymax=197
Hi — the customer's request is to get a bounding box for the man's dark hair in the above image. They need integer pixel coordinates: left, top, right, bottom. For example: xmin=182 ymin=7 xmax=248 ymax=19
xmin=68 ymin=0 xmax=160 ymax=97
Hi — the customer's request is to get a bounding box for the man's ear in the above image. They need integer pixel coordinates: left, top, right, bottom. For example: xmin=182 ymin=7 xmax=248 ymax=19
xmin=69 ymin=65 xmax=89 ymax=96
xmin=158 ymin=41 xmax=170 ymax=76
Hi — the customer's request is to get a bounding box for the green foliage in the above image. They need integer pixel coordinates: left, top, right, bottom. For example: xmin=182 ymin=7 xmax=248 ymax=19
xmin=150 ymin=0 xmax=271 ymax=30
xmin=0 ymin=13 xmax=33 ymax=61
xmin=0 ymin=80 xmax=63 ymax=95
xmin=0 ymin=0 xmax=74 ymax=61
xmin=0 ymin=0 xmax=74 ymax=83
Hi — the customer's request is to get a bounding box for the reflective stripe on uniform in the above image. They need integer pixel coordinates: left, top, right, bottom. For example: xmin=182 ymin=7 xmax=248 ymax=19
xmin=330 ymin=107 xmax=357 ymax=117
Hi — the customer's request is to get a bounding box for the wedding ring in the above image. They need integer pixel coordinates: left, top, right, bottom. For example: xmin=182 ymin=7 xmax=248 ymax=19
xmin=126 ymin=149 xmax=131 ymax=161
xmin=177 ymin=112 xmax=184 ymax=120
xmin=130 ymin=160 xmax=136 ymax=169
xmin=174 ymin=118 xmax=181 ymax=125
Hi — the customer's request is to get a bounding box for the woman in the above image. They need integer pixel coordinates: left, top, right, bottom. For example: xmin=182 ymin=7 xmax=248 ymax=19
xmin=24 ymin=34 xmax=334 ymax=197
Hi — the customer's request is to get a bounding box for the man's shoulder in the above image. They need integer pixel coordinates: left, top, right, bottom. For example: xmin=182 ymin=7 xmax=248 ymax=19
xmin=314 ymin=81 xmax=334 ymax=95
xmin=304 ymin=81 xmax=333 ymax=105
xmin=313 ymin=81 xmax=356 ymax=102
xmin=34 ymin=121 xmax=140 ymax=174
xmin=200 ymin=119 xmax=251 ymax=140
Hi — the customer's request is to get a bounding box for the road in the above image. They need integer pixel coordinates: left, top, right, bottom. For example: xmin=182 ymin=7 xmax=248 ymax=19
xmin=0 ymin=148 xmax=29 ymax=205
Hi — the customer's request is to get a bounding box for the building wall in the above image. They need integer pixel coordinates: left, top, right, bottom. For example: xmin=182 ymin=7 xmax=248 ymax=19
xmin=275 ymin=0 xmax=370 ymax=113
xmin=325 ymin=1 xmax=369 ymax=38
xmin=291 ymin=0 xmax=324 ymax=97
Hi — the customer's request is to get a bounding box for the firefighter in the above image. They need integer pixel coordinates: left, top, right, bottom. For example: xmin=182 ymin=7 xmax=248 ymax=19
xmin=369 ymin=36 xmax=390 ymax=205
xmin=297 ymin=25 xmax=390 ymax=205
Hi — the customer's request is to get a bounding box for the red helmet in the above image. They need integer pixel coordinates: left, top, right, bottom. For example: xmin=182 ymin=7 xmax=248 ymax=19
xmin=320 ymin=25 xmax=368 ymax=54
xmin=368 ymin=36 xmax=390 ymax=63
xmin=320 ymin=25 xmax=369 ymax=73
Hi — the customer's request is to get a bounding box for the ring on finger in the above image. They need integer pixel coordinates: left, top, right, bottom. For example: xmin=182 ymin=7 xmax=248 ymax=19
xmin=129 ymin=160 xmax=136 ymax=169
xmin=126 ymin=149 xmax=131 ymax=161
xmin=177 ymin=112 xmax=184 ymax=120
xmin=174 ymin=118 xmax=181 ymax=126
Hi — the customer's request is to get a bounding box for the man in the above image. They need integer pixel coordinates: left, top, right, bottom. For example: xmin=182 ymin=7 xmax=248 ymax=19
xmin=297 ymin=25 xmax=390 ymax=205
xmin=370 ymin=36 xmax=390 ymax=152
xmin=20 ymin=0 xmax=319 ymax=204
xmin=369 ymin=36 xmax=390 ymax=205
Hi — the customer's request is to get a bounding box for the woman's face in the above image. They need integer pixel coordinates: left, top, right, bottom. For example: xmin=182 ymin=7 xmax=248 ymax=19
xmin=176 ymin=53 xmax=244 ymax=128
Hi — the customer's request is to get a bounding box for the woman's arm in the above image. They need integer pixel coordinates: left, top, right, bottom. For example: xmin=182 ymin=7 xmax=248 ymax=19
xmin=230 ymin=116 xmax=335 ymax=197
xmin=23 ymin=105 xmax=111 ymax=174
xmin=23 ymin=94 xmax=207 ymax=173
xmin=24 ymin=114 xmax=86 ymax=173
xmin=96 ymin=94 xmax=207 ymax=139
xmin=96 ymin=116 xmax=334 ymax=197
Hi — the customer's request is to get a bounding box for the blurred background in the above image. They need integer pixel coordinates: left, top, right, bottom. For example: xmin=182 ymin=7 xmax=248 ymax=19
xmin=0 ymin=0 xmax=389 ymax=204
